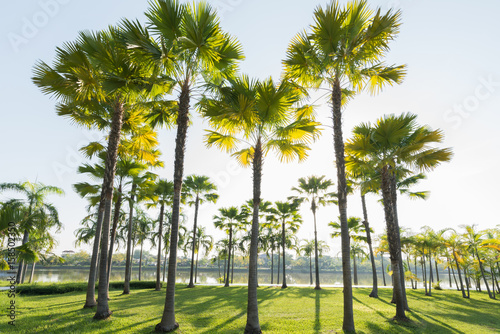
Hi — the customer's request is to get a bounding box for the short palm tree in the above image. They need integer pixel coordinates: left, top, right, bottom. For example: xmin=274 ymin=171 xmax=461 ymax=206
xmin=0 ymin=181 xmax=63 ymax=283
xmin=290 ymin=175 xmax=336 ymax=290
xmin=183 ymin=175 xmax=218 ymax=288
xmin=266 ymin=201 xmax=302 ymax=289
xmin=184 ymin=226 xmax=213 ymax=284
xmin=146 ymin=179 xmax=175 ymax=292
xmin=200 ymin=74 xmax=320 ymax=333
xmin=213 ymin=207 xmax=244 ymax=287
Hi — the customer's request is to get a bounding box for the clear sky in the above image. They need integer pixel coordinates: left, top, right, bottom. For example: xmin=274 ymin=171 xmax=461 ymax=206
xmin=1 ymin=0 xmax=499 ymax=257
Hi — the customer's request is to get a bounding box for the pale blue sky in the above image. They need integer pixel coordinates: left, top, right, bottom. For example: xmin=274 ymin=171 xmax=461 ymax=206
xmin=1 ymin=0 xmax=499 ymax=256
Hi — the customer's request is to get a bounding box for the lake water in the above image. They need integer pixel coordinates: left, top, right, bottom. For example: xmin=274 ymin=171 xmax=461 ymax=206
xmin=5 ymin=266 xmax=456 ymax=289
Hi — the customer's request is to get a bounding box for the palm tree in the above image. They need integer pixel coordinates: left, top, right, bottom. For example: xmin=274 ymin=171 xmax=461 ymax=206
xmin=183 ymin=175 xmax=218 ymax=288
xmin=445 ymin=230 xmax=468 ymax=298
xmin=184 ymin=226 xmax=213 ymax=284
xmin=262 ymin=227 xmax=281 ymax=284
xmin=299 ymin=239 xmax=315 ymax=285
xmin=200 ymin=74 xmax=320 ymax=333
xmin=120 ymin=2 xmax=243 ymax=329
xmin=284 ymin=1 xmax=406 ymax=329
xmin=134 ymin=209 xmax=153 ymax=281
xmin=0 ymin=181 xmax=63 ymax=284
xmin=32 ymin=24 xmax=161 ymax=318
xmin=346 ymin=113 xmax=452 ymax=320
xmin=146 ymin=179 xmax=175 ymax=292
xmin=290 ymin=176 xmax=336 ymax=290
xmin=463 ymin=224 xmax=494 ymax=299
xmin=330 ymin=216 xmax=368 ymax=285
xmin=266 ymin=201 xmax=302 ymax=289
xmin=214 ymin=207 xmax=244 ymax=287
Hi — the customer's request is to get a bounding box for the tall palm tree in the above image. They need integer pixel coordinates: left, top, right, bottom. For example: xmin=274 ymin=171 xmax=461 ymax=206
xmin=284 ymin=1 xmax=406 ymax=329
xmin=290 ymin=176 xmax=336 ymax=290
xmin=0 ymin=181 xmax=63 ymax=284
xmin=120 ymin=2 xmax=243 ymax=330
xmin=200 ymin=74 xmax=320 ymax=333
xmin=346 ymin=113 xmax=452 ymax=320
xmin=183 ymin=175 xmax=218 ymax=288
xmin=266 ymin=201 xmax=302 ymax=289
xmin=134 ymin=209 xmax=154 ymax=281
xmin=32 ymin=24 xmax=160 ymax=318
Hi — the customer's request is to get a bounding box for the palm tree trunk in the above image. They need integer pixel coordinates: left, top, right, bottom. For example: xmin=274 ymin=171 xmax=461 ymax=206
xmin=217 ymin=255 xmax=220 ymax=280
xmin=435 ymin=259 xmax=440 ymax=283
xmin=407 ymin=256 xmax=414 ymax=289
xmin=465 ymin=268 xmax=470 ymax=298
xmin=331 ymin=80 xmax=354 ymax=331
xmin=139 ymin=242 xmax=144 ymax=281
xmin=16 ymin=229 xmax=30 ymax=284
xmin=414 ymin=256 xmax=418 ymax=289
xmin=231 ymin=248 xmax=234 ymax=284
xmin=281 ymin=220 xmax=287 ymax=289
xmin=155 ymin=204 xmax=165 ymax=291
xmin=353 ymin=253 xmax=358 ymax=285
xmin=94 ymin=99 xmax=124 ymax=320
xmin=163 ymin=247 xmax=168 ymax=283
xmin=29 ymin=262 xmax=36 ymax=283
xmin=309 ymin=254 xmax=313 ymax=285
xmin=390 ymin=173 xmax=409 ymax=311
xmin=361 ymin=194 xmax=378 ymax=297
xmin=225 ymin=227 xmax=233 ymax=287
xmin=223 ymin=253 xmax=227 ymax=284
xmin=475 ymin=249 xmax=493 ymax=299
xmin=381 ymin=253 xmax=386 ymax=286
xmin=244 ymin=137 xmax=262 ymax=334
xmin=312 ymin=208 xmax=321 ymax=290
xmin=423 ymin=255 xmax=428 ymax=295
xmin=451 ymin=260 xmax=460 ymax=291
xmin=277 ymin=247 xmax=280 ymax=285
xmin=447 ymin=257 xmax=452 ymax=288
xmin=84 ymin=192 xmax=104 ymax=308
xmin=380 ymin=165 xmax=407 ymax=321
xmin=156 ymin=79 xmax=190 ymax=332
xmin=106 ymin=184 xmax=122 ymax=298
xmin=196 ymin=246 xmax=200 ymax=284
xmin=453 ymin=251 xmax=467 ymax=298
xmin=188 ymin=196 xmax=200 ymax=288
xmin=123 ymin=182 xmax=137 ymax=295
xmin=21 ymin=263 xmax=28 ymax=284
xmin=130 ymin=243 xmax=135 ymax=282
xmin=271 ymin=248 xmax=274 ymax=284
xmin=427 ymin=250 xmax=433 ymax=296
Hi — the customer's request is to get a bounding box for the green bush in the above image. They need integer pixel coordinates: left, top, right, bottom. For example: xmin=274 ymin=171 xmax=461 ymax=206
xmin=17 ymin=281 xmax=158 ymax=295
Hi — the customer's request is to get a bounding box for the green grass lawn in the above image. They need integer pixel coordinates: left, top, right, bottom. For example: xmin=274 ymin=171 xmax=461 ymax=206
xmin=1 ymin=285 xmax=498 ymax=333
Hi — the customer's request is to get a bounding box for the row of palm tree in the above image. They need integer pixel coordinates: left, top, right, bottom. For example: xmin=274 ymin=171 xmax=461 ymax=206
xmin=29 ymin=0 xmax=465 ymax=332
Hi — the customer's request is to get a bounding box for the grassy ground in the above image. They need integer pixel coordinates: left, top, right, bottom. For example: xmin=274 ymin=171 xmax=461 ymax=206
xmin=0 ymin=285 xmax=498 ymax=333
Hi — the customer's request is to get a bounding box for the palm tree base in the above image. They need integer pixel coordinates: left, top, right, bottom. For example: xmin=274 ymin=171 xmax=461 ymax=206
xmin=368 ymin=291 xmax=378 ymax=298
xmin=281 ymin=285 xmax=287 ymax=289
xmin=83 ymin=303 xmax=96 ymax=309
xmin=93 ymin=310 xmax=112 ymax=320
xmin=425 ymin=293 xmax=432 ymax=296
xmin=121 ymin=291 xmax=130 ymax=295
xmin=155 ymin=288 xmax=162 ymax=291
xmin=314 ymin=286 xmax=321 ymax=290
xmin=391 ymin=315 xmax=410 ymax=323
xmin=244 ymin=325 xmax=262 ymax=334
xmin=155 ymin=322 xmax=179 ymax=332
xmin=187 ymin=283 xmax=195 ymax=288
